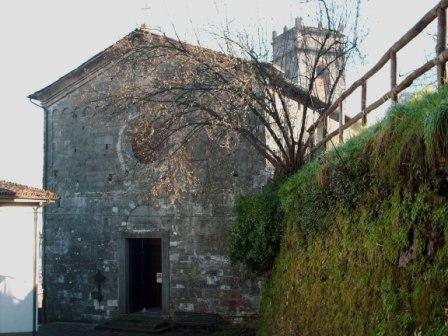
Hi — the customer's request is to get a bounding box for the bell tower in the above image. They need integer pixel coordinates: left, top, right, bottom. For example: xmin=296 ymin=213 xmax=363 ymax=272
xmin=272 ymin=17 xmax=344 ymax=103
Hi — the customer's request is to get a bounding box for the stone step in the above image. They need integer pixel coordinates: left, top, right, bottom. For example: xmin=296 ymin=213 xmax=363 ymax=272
xmin=95 ymin=321 xmax=171 ymax=334
xmin=172 ymin=312 xmax=221 ymax=331
xmin=95 ymin=312 xmax=171 ymax=334
xmin=114 ymin=311 xmax=167 ymax=322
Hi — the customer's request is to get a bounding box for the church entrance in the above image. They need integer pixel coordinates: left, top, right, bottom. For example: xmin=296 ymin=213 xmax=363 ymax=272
xmin=128 ymin=238 xmax=162 ymax=312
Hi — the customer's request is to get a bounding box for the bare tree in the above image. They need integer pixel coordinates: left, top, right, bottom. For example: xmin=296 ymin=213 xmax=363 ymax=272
xmin=99 ymin=0 xmax=364 ymax=198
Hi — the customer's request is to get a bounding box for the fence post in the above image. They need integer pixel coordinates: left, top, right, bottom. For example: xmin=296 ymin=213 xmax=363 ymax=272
xmin=338 ymin=100 xmax=344 ymax=143
xmin=437 ymin=6 xmax=447 ymax=87
xmin=390 ymin=51 xmax=398 ymax=102
xmin=322 ymin=115 xmax=328 ymax=149
xmin=361 ymin=81 xmax=367 ymax=126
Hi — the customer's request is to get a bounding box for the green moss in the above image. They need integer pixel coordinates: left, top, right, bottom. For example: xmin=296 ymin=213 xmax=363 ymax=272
xmin=258 ymin=87 xmax=448 ymax=335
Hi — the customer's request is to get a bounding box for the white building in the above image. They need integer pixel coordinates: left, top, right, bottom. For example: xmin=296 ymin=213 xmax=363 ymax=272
xmin=0 ymin=180 xmax=56 ymax=335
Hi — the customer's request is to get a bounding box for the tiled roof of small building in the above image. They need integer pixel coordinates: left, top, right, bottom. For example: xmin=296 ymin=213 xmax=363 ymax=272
xmin=0 ymin=180 xmax=58 ymax=201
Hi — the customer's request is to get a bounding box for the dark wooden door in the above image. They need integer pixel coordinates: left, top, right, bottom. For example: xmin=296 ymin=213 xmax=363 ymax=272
xmin=128 ymin=238 xmax=162 ymax=312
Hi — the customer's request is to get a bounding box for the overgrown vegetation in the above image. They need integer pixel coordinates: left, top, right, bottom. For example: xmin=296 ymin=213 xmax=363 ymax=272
xmin=234 ymin=86 xmax=448 ymax=335
xmin=230 ymin=181 xmax=284 ymax=275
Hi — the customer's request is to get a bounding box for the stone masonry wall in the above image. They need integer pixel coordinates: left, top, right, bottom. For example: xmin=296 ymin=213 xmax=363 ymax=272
xmin=42 ymin=54 xmax=266 ymax=322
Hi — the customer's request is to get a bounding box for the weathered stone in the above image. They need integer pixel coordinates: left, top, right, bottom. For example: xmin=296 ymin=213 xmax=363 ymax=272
xmin=36 ymin=32 xmax=265 ymax=322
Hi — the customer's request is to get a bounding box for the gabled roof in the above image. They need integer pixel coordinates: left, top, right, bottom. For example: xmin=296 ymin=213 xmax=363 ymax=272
xmin=0 ymin=180 xmax=57 ymax=202
xmin=28 ymin=28 xmax=146 ymax=105
xmin=28 ymin=26 xmax=327 ymax=110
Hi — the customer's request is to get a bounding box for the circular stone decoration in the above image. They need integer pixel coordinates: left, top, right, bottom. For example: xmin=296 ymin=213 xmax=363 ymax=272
xmin=129 ymin=118 xmax=167 ymax=163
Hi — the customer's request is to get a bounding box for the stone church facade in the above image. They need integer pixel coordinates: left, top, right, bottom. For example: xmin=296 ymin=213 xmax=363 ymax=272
xmin=30 ymin=20 xmax=351 ymax=322
xmin=30 ymin=28 xmax=267 ymax=322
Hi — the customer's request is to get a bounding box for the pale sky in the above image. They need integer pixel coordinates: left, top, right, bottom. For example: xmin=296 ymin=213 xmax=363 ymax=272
xmin=0 ymin=0 xmax=441 ymax=188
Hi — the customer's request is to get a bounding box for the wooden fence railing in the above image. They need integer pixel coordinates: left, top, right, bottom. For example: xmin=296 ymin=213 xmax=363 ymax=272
xmin=308 ymin=0 xmax=448 ymax=153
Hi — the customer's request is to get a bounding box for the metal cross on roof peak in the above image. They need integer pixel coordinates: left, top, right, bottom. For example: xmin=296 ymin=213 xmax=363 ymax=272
xmin=141 ymin=3 xmax=151 ymax=26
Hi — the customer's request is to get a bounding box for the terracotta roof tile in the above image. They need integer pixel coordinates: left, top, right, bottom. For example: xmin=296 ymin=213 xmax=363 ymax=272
xmin=0 ymin=180 xmax=58 ymax=201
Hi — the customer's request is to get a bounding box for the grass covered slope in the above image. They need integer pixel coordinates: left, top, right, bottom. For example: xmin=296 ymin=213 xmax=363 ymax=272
xmin=258 ymin=88 xmax=448 ymax=335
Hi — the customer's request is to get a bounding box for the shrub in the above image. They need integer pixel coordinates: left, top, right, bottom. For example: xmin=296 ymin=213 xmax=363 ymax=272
xmin=229 ymin=182 xmax=284 ymax=275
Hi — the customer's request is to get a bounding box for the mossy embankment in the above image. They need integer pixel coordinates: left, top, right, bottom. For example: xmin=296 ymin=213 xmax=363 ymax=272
xmin=257 ymin=87 xmax=448 ymax=335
